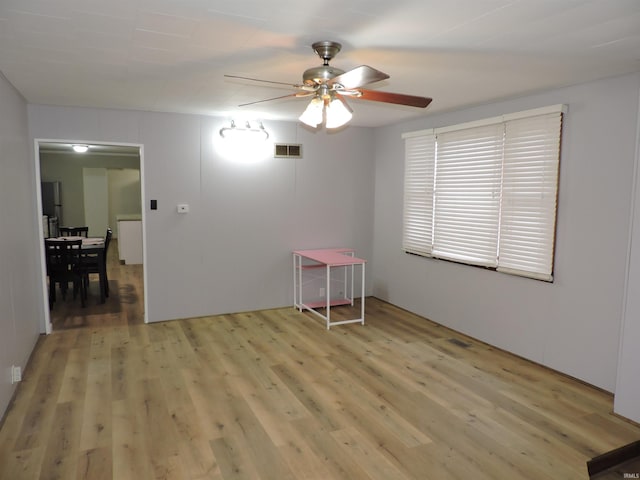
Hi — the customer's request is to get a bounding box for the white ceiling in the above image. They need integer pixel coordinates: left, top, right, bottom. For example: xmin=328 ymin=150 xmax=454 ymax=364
xmin=1 ymin=0 xmax=639 ymax=128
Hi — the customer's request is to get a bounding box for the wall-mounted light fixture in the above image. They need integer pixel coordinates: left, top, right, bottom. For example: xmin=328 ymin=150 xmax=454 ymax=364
xmin=72 ymin=144 xmax=89 ymax=153
xmin=216 ymin=120 xmax=271 ymax=163
xmin=219 ymin=120 xmax=269 ymax=141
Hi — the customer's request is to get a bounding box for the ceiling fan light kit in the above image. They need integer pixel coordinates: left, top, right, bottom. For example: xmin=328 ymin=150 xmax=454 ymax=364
xmin=225 ymin=41 xmax=432 ymax=129
xmin=324 ymin=96 xmax=353 ymax=129
xmin=299 ymin=97 xmax=324 ymax=127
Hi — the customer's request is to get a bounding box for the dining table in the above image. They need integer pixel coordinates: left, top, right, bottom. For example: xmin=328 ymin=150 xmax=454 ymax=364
xmin=48 ymin=236 xmax=107 ymax=303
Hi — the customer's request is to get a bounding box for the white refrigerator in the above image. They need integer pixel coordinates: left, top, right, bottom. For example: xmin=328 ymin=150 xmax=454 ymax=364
xmin=41 ymin=181 xmax=62 ymax=236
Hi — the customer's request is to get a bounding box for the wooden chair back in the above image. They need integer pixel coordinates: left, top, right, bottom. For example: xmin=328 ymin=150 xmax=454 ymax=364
xmin=44 ymin=238 xmax=86 ymax=307
xmin=60 ymin=226 xmax=89 ymax=237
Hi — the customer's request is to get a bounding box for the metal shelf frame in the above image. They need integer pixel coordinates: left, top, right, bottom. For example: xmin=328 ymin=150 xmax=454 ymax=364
xmin=293 ymin=248 xmax=366 ymax=329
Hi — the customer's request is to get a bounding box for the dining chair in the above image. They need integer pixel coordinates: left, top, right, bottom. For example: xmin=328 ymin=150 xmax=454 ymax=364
xmin=44 ymin=238 xmax=86 ymax=308
xmin=60 ymin=226 xmax=89 ymax=237
xmin=82 ymin=227 xmax=112 ymax=298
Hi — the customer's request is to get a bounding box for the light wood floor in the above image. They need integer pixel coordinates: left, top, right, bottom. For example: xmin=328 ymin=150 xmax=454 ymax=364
xmin=1 ymin=256 xmax=639 ymax=479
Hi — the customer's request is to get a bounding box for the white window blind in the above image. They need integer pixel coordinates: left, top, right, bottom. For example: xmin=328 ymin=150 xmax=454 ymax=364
xmin=402 ymin=105 xmax=564 ymax=281
xmin=402 ymin=132 xmax=435 ymax=256
xmin=433 ymin=124 xmax=503 ymax=267
xmin=497 ymin=112 xmax=563 ymax=281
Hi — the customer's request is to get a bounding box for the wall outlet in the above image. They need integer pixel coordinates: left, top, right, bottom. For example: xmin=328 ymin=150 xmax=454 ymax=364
xmin=319 ymin=287 xmax=325 ymax=297
xmin=11 ymin=365 xmax=21 ymax=384
xmin=177 ymin=204 xmax=189 ymax=213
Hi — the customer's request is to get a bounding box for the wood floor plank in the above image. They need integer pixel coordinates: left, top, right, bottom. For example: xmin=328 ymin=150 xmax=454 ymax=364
xmin=2 ymin=251 xmax=640 ymax=480
xmin=320 ymin=365 xmax=433 ymax=448
xmin=78 ymin=370 xmax=111 ymax=450
xmin=58 ymin=347 xmax=90 ymax=404
xmin=330 ymin=426 xmax=412 ymax=480
xmin=461 ymin=405 xmax=586 ymax=478
xmin=270 ymin=361 xmax=346 ymax=433
xmin=0 ymin=446 xmax=45 ymax=480
xmin=232 ymin=377 xmax=308 ymax=448
xmin=149 ymin=342 xmax=193 ymax=413
xmin=135 ymin=377 xmax=188 ymax=480
xmin=180 ymin=318 xmax=233 ymax=378
xmin=268 ymin=418 xmax=337 ymax=480
xmin=13 ymin=346 xmax=69 ymax=451
xmin=289 ymin=417 xmax=376 ymax=480
xmin=181 ymin=368 xmax=235 ymax=442
xmin=110 ymin=344 xmax=130 ymax=403
xmin=76 ymin=447 xmax=112 ymax=480
xmin=38 ymin=401 xmax=81 ymax=480
xmin=168 ymin=404 xmax=222 ymax=480
xmin=209 ymin=393 xmax=297 ymax=480
xmin=111 ymin=398 xmax=152 ymax=480
xmin=209 ymin=436 xmax=262 ymax=480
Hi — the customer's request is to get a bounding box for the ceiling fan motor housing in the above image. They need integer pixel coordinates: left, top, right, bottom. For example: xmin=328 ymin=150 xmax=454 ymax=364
xmin=302 ymin=65 xmax=345 ymax=86
xmin=303 ymin=41 xmax=345 ymax=86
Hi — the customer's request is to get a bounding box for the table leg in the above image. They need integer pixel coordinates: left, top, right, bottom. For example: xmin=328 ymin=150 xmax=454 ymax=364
xmin=326 ymin=264 xmax=331 ymax=329
xmin=99 ymin=251 xmax=106 ymax=303
xmin=361 ymin=263 xmax=365 ymax=324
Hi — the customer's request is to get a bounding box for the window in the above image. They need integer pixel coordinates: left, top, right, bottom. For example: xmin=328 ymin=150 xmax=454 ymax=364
xmin=402 ymin=105 xmax=565 ymax=281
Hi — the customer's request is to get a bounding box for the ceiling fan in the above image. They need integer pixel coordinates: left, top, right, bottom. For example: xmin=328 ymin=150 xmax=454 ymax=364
xmin=224 ymin=41 xmax=432 ymax=129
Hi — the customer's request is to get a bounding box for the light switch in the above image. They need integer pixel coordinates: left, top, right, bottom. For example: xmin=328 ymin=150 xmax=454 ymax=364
xmin=177 ymin=204 xmax=189 ymax=213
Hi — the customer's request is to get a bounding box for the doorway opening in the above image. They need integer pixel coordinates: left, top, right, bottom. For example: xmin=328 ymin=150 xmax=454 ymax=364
xmin=35 ymin=140 xmax=148 ymax=333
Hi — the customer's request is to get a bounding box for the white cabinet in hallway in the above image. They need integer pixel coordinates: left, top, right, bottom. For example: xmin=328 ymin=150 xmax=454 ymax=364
xmin=117 ymin=214 xmax=142 ymax=264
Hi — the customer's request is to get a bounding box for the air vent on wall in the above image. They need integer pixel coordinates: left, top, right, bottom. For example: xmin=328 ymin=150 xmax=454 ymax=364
xmin=274 ymin=143 xmax=302 ymax=158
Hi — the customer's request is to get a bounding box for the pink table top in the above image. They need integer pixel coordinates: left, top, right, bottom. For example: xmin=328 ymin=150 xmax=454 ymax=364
xmin=294 ymin=248 xmax=366 ymax=266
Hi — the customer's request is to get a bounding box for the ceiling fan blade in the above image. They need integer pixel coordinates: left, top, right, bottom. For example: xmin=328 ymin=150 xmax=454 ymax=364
xmin=327 ymin=65 xmax=389 ymax=90
xmin=225 ymin=74 xmax=305 ymax=90
xmin=352 ymin=89 xmax=432 ymax=108
xmin=237 ymin=92 xmax=313 ymax=107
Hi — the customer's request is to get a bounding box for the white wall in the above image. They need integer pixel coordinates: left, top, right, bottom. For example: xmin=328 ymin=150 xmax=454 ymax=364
xmin=615 ymin=89 xmax=640 ymax=423
xmin=0 ymin=73 xmax=43 ymax=418
xmin=82 ymin=167 xmax=109 ymax=236
xmin=108 ymin=168 xmax=141 ymax=236
xmin=27 ymin=106 xmax=376 ymax=323
xmin=372 ymin=72 xmax=640 ymax=392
